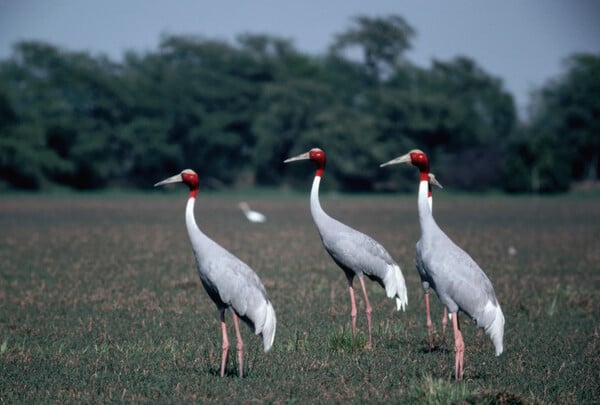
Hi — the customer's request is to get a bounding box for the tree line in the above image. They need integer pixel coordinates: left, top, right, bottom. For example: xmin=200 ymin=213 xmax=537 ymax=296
xmin=0 ymin=15 xmax=598 ymax=192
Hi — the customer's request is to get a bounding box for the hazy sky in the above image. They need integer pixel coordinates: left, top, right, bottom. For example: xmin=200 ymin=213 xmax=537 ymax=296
xmin=1 ymin=0 xmax=599 ymax=114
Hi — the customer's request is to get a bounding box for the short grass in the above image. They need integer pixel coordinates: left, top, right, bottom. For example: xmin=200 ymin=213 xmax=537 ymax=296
xmin=1 ymin=191 xmax=598 ymax=403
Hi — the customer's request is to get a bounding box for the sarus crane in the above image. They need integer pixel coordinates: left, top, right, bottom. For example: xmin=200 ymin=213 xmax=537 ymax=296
xmin=381 ymin=150 xmax=504 ymax=380
xmin=284 ymin=148 xmax=407 ymax=348
xmin=155 ymin=169 xmax=276 ymax=377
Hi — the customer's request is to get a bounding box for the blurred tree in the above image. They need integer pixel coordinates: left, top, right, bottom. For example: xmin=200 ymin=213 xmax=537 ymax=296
xmin=253 ymin=78 xmax=332 ymax=185
xmin=330 ymin=15 xmax=415 ymax=80
xmin=501 ymin=127 xmax=571 ymax=193
xmin=374 ymin=57 xmax=516 ymax=190
xmin=300 ymin=105 xmax=380 ymax=191
xmin=530 ymin=53 xmax=600 ymax=182
xmin=502 ymin=53 xmax=599 ymax=193
xmin=154 ymin=35 xmax=273 ymax=186
xmin=0 ymin=15 xmax=548 ymax=193
xmin=0 ymin=43 xmax=79 ymax=188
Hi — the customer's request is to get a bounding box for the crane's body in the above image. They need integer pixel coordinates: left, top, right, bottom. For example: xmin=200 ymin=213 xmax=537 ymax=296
xmin=310 ymin=175 xmax=406 ymax=311
xmin=155 ymin=169 xmax=276 ymax=377
xmin=285 ymin=148 xmax=407 ymax=347
xmin=381 ymin=150 xmax=504 ymax=380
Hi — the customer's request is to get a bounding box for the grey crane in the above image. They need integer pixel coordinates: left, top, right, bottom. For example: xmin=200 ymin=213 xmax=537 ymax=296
xmin=284 ymin=148 xmax=407 ymax=348
xmin=154 ymin=169 xmax=276 ymax=377
xmin=381 ymin=150 xmax=504 ymax=380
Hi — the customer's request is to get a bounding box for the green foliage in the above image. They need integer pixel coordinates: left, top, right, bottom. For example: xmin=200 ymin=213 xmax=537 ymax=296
xmin=405 ymin=375 xmax=471 ymax=404
xmin=327 ymin=327 xmax=368 ymax=353
xmin=533 ymin=54 xmax=600 ymax=181
xmin=0 ymin=16 xmax=596 ymax=193
xmin=502 ymin=53 xmax=600 ymax=193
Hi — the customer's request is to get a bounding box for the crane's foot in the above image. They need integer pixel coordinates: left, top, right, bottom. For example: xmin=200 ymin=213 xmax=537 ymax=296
xmin=452 ymin=313 xmax=464 ymax=381
xmin=348 ymin=283 xmax=358 ymax=335
xmin=237 ymin=348 xmax=243 ymax=378
xmin=454 ymin=343 xmax=464 ymax=381
xmin=220 ymin=313 xmax=230 ymax=378
xmin=220 ymin=344 xmax=229 ymax=378
xmin=233 ymin=311 xmax=244 ymax=378
xmin=427 ymin=328 xmax=434 ymax=352
xmin=359 ymin=277 xmax=373 ymax=350
xmin=425 ymin=292 xmax=434 ymax=351
xmin=442 ymin=307 xmax=448 ymax=337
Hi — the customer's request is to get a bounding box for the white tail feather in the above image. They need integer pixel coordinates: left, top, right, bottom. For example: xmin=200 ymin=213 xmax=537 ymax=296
xmin=259 ymin=301 xmax=276 ymax=352
xmin=384 ymin=264 xmax=408 ymax=312
xmin=480 ymin=300 xmax=505 ymax=356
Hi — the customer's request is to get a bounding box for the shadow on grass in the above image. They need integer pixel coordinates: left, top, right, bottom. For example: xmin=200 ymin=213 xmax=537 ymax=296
xmin=418 ymin=333 xmax=451 ymax=354
xmin=206 ymin=365 xmax=244 ymax=379
xmin=418 ymin=345 xmax=451 ymax=355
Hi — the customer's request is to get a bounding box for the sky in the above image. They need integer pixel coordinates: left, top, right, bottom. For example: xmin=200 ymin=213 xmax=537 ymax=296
xmin=1 ymin=0 xmax=599 ymax=115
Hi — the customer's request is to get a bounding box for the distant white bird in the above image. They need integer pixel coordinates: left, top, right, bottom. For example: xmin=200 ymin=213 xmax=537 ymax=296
xmin=238 ymin=201 xmax=266 ymax=223
xmin=154 ymin=169 xmax=276 ymax=377
xmin=285 ymin=148 xmax=407 ymax=348
xmin=381 ymin=150 xmax=504 ymax=380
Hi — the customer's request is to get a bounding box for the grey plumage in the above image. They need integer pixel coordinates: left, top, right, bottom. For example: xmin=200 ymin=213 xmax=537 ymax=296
xmin=416 ymin=211 xmax=504 ymax=354
xmin=311 ymin=177 xmax=408 ymax=312
xmin=187 ymin=219 xmax=276 ymax=351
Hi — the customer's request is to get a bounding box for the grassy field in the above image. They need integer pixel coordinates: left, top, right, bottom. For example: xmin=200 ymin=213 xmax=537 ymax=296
xmin=1 ymin=191 xmax=598 ymax=403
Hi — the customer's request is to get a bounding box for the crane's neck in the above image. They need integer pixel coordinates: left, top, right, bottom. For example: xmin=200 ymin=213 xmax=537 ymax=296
xmin=310 ymin=174 xmax=324 ymax=219
xmin=418 ymin=171 xmax=434 ymax=227
xmin=428 ymin=185 xmax=433 ymax=212
xmin=185 ymin=196 xmax=209 ymax=251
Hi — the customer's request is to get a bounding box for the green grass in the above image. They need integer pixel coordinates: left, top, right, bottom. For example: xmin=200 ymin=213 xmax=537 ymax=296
xmin=1 ymin=192 xmax=598 ymax=403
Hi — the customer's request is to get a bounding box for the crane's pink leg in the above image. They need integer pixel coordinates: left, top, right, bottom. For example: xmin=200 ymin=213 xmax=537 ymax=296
xmin=442 ymin=307 xmax=448 ymax=336
xmin=358 ymin=277 xmax=373 ymax=348
xmin=232 ymin=312 xmax=244 ymax=377
xmin=220 ymin=311 xmax=229 ymax=378
xmin=425 ymin=292 xmax=433 ymax=350
xmin=451 ymin=312 xmax=464 ymax=381
xmin=347 ymin=281 xmax=358 ymax=334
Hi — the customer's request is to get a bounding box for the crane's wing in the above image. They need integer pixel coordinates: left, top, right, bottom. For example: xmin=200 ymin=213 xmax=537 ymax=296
xmin=322 ymin=225 xmax=396 ymax=279
xmin=203 ymin=252 xmax=268 ymax=310
xmin=421 ymin=231 xmax=504 ymax=354
xmin=325 ymin=227 xmax=407 ymax=310
xmin=199 ymin=250 xmax=276 ymax=351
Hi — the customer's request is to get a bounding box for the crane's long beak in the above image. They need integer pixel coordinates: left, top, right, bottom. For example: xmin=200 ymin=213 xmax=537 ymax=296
xmin=379 ymin=153 xmax=412 ymax=167
xmin=154 ymin=173 xmax=183 ymax=187
xmin=283 ymin=151 xmax=310 ymax=163
xmin=429 ymin=174 xmax=443 ymax=189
